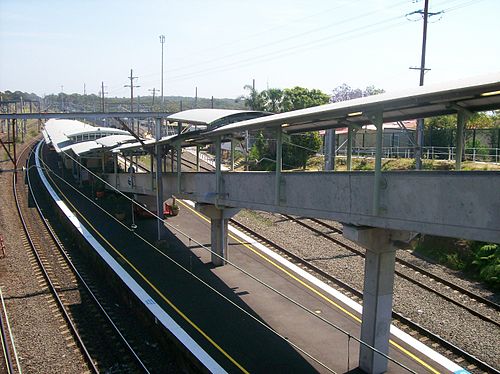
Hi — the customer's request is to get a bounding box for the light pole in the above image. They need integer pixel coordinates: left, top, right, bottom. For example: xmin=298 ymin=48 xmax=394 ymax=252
xmin=159 ymin=35 xmax=165 ymax=105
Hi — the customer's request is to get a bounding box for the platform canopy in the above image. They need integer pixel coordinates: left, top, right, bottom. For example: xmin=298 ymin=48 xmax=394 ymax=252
xmin=43 ymin=119 xmax=130 ymax=153
xmin=166 ymin=108 xmax=270 ymax=129
xmin=197 ymin=72 xmax=500 ymax=137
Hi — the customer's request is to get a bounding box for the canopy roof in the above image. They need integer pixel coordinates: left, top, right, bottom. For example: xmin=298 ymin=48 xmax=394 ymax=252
xmin=166 ymin=109 xmax=270 ymax=128
xmin=201 ymin=72 xmax=500 ymax=137
xmin=43 ymin=119 xmax=130 ymax=152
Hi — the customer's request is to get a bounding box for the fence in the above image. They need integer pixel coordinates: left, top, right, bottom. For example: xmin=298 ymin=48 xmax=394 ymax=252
xmin=335 ymin=146 xmax=500 ymax=163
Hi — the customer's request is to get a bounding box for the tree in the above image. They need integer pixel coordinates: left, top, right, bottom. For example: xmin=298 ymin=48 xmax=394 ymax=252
xmin=330 ymin=84 xmax=384 ymax=103
xmin=284 ymin=132 xmax=322 ymax=170
xmin=260 ymin=88 xmax=284 ymax=113
xmin=242 ymin=84 xmax=265 ymax=111
xmin=282 ymin=86 xmax=330 ymax=112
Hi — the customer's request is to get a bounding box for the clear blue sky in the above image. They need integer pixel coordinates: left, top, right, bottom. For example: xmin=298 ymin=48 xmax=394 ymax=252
xmin=1 ymin=0 xmax=498 ymax=99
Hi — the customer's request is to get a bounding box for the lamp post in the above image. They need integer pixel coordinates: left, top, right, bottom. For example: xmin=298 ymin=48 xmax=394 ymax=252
xmin=159 ymin=35 xmax=165 ymax=105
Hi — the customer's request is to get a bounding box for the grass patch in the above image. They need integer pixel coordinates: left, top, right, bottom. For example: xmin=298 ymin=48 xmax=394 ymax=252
xmin=306 ymin=155 xmax=500 ymax=171
xmin=414 ymin=236 xmax=499 ymax=290
xmin=237 ymin=209 xmax=275 ymax=227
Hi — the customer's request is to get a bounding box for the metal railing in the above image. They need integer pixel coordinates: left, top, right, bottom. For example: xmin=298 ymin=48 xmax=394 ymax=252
xmin=334 ymin=146 xmax=500 ymax=163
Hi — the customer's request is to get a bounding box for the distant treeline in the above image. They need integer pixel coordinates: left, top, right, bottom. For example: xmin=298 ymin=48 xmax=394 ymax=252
xmin=0 ymin=90 xmax=246 ymax=112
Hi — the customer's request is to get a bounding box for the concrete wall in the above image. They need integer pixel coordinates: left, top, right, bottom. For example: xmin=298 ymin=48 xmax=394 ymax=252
xmin=104 ymin=171 xmax=500 ymax=243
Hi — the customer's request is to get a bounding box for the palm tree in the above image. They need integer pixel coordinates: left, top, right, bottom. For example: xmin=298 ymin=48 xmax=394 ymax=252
xmin=243 ymin=84 xmax=265 ymax=111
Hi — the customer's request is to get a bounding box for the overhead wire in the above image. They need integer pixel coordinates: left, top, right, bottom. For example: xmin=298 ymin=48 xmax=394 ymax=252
xmin=37 ymin=145 xmax=417 ymax=373
xmin=136 ymin=0 xmax=484 ymax=89
xmin=38 ymin=153 xmax=339 ymax=373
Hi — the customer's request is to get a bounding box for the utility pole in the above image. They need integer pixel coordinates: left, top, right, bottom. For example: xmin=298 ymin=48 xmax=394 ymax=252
xmin=99 ymin=81 xmax=108 ymax=112
xmin=149 ymin=88 xmax=158 ymax=109
xmin=83 ymin=83 xmax=87 ymax=96
xmin=408 ymin=0 xmax=442 ymax=169
xmin=159 ymin=35 xmax=166 ymax=104
xmin=60 ymin=85 xmax=64 ymax=112
xmin=195 ymin=86 xmax=198 ymax=108
xmin=211 ymin=95 xmax=214 ymax=109
xmin=124 ymin=69 xmax=140 ymax=112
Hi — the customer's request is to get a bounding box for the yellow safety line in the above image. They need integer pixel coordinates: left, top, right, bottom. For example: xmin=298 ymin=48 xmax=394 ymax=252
xmin=43 ymin=168 xmax=249 ymax=374
xmin=178 ymin=200 xmax=442 ymax=374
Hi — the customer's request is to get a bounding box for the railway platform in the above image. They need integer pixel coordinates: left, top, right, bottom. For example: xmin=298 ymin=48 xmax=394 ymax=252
xmin=35 ymin=142 xmax=459 ymax=374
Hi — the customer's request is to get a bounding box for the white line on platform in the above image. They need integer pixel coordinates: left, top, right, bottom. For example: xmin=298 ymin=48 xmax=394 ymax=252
xmin=183 ymin=200 xmax=467 ymax=374
xmin=36 ymin=142 xmax=227 ymax=374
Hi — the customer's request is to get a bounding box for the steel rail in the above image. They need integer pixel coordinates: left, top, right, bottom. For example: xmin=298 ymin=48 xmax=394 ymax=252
xmin=33 ymin=142 xmax=151 ymax=373
xmin=284 ymin=215 xmax=500 ymax=328
xmin=229 ymin=218 xmax=500 ymax=374
xmin=12 ymin=142 xmax=100 ymax=373
xmin=0 ymin=296 xmax=15 ymax=374
xmin=307 ymin=217 xmax=500 ymax=312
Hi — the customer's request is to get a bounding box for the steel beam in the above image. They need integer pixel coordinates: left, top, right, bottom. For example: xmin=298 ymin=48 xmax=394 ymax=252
xmin=155 ymin=118 xmax=164 ymax=241
xmin=275 ymin=127 xmax=283 ymax=205
xmin=455 ymin=109 xmax=470 ymax=171
xmin=347 ymin=126 xmax=354 ymax=171
xmin=0 ymin=111 xmax=172 ymax=120
xmin=368 ymin=112 xmax=384 ymax=215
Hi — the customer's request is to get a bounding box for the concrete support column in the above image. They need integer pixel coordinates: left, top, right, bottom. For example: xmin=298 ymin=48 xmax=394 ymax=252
xmin=343 ymin=226 xmax=396 ymax=374
xmin=360 ymin=246 xmax=396 ymax=373
xmin=196 ymin=204 xmax=240 ymax=267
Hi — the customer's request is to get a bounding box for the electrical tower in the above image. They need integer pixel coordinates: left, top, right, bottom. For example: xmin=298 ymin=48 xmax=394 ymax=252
xmin=407 ymin=0 xmax=443 ymax=169
xmin=159 ymin=35 xmax=166 ymax=104
xmin=99 ymin=81 xmax=108 ymax=112
xmin=149 ymin=88 xmax=158 ymax=109
xmin=124 ymin=69 xmax=140 ymax=113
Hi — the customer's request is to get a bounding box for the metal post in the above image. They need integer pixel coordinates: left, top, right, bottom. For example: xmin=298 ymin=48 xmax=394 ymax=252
xmin=159 ymin=35 xmax=165 ymax=104
xmin=347 ymin=126 xmax=353 ymax=171
xmin=215 ymin=136 xmax=222 ymax=202
xmin=324 ymin=129 xmax=336 ymax=171
xmin=177 ymin=121 xmax=182 ymax=194
xmin=456 ymin=110 xmax=468 ymax=171
xmin=371 ymin=112 xmax=383 ymax=215
xmin=275 ymin=128 xmax=283 ymax=205
xmin=196 ymin=145 xmax=200 ymax=172
xmin=415 ymin=0 xmax=430 ymax=170
xmin=155 ymin=118 xmax=164 ymax=241
xmin=150 ymin=153 xmax=154 ymax=190
xmin=230 ymin=138 xmax=235 ymax=171
xmin=245 ymin=130 xmax=250 ymax=171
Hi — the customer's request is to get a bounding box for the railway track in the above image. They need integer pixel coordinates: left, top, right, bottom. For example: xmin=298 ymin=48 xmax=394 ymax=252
xmin=229 ymin=218 xmax=500 ymax=374
xmin=284 ymin=215 xmax=500 ymax=327
xmin=14 ymin=141 xmax=150 ymax=373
